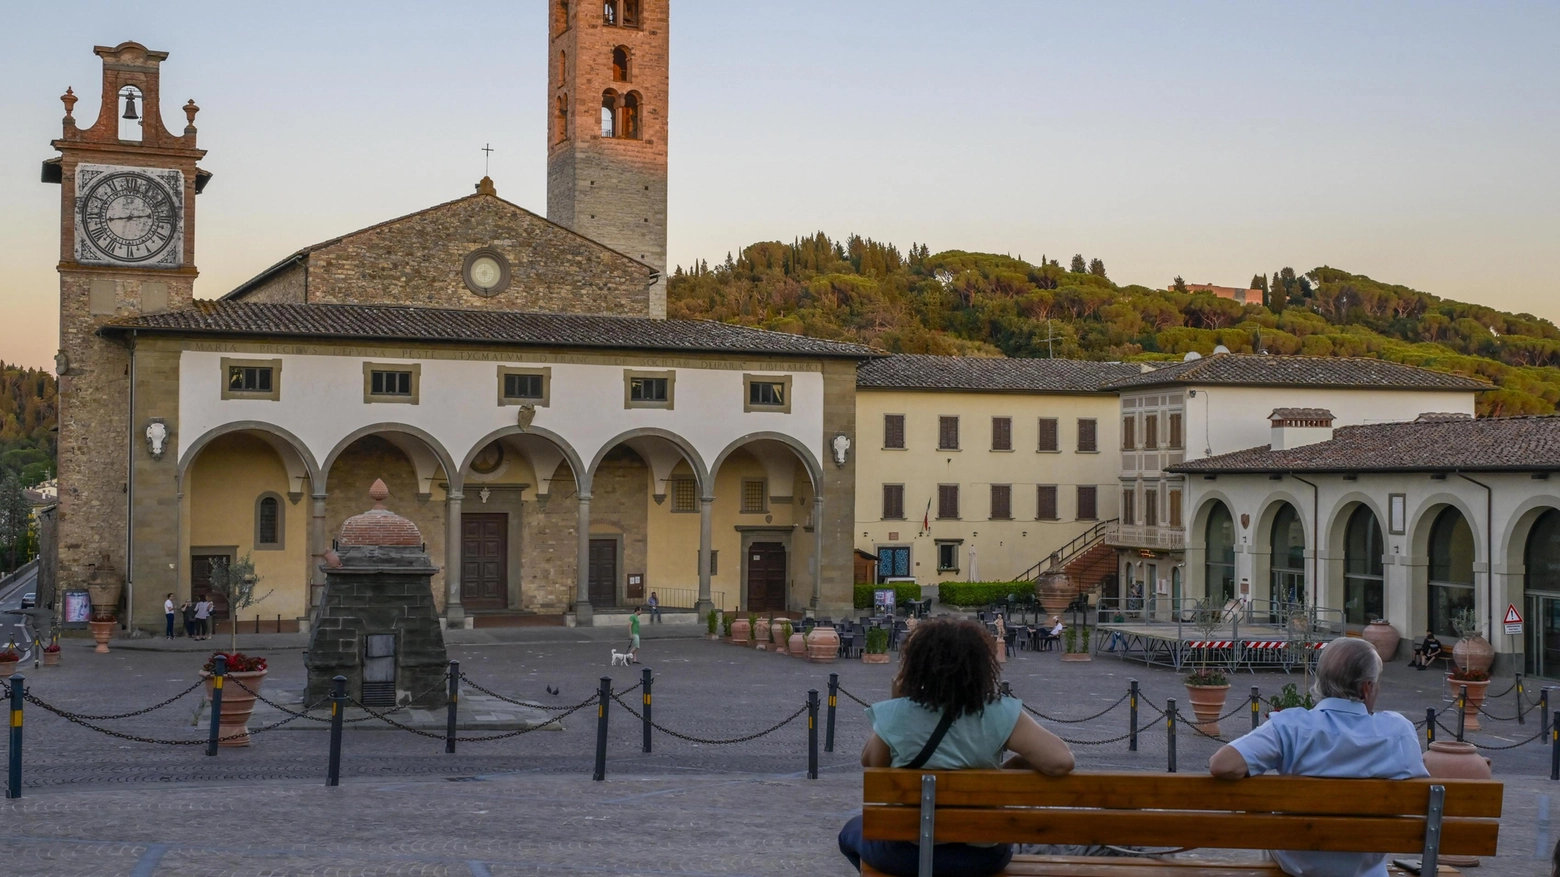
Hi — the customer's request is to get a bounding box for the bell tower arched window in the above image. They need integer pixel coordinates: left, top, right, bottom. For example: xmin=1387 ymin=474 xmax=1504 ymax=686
xmin=553 ymin=0 xmax=569 ymax=35
xmin=603 ymin=0 xmax=618 ymax=25
xmin=623 ymin=0 xmax=640 ymax=27
xmin=556 ymin=93 xmax=569 ymax=142
xmin=559 ymin=50 xmax=567 ymax=84
xmin=612 ymin=46 xmax=630 ymax=82
xmin=621 ymin=92 xmax=641 ymax=139
xmin=118 ymin=86 xmax=144 ymax=142
xmin=600 ymin=90 xmax=618 ymax=138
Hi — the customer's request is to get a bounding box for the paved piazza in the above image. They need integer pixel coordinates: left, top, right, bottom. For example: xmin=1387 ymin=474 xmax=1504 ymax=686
xmin=0 ymin=624 xmax=1555 ymax=874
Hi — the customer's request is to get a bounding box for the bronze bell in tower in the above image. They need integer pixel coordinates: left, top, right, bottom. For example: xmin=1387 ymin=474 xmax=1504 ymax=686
xmin=120 ymin=88 xmax=139 ymax=120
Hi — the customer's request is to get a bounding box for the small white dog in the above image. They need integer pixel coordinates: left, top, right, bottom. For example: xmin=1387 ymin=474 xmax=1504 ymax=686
xmin=610 ymin=649 xmax=632 ymax=667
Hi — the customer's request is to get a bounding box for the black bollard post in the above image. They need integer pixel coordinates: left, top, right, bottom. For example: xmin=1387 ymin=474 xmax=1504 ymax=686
xmin=1553 ymin=720 xmax=1559 ymax=782
xmin=205 ymin=654 xmax=227 ymax=757
xmin=1426 ymin=708 xmax=1437 ymax=745
xmin=327 ymin=675 xmax=345 ymax=787
xmin=1167 ymin=698 xmax=1177 ymax=774
xmin=641 ymin=667 xmax=653 ymax=754
xmin=1000 ymin=681 xmax=1012 ymax=698
xmin=1544 ymin=688 xmax=1552 ymax=737
xmin=1250 ymin=685 xmax=1260 ymax=731
xmin=593 ymin=676 xmax=611 ymax=782
xmin=445 ymin=660 xmax=459 ymax=755
xmin=1128 ymin=680 xmax=1139 ymax=752
xmin=807 ymin=688 xmax=819 ymax=780
xmin=1517 ymin=673 xmax=1527 ymax=726
xmin=1457 ymin=685 xmax=1467 ymax=742
xmin=825 ymin=673 xmax=839 ymax=753
xmin=6 ymin=674 xmax=22 ymax=799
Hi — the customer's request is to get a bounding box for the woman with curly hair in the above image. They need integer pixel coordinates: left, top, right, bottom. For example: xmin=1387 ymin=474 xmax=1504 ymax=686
xmin=837 ymin=618 xmax=1074 ymax=876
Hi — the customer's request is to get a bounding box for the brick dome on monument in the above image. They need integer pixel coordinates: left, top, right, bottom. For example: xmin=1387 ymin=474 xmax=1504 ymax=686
xmin=338 ymin=479 xmax=422 ymax=548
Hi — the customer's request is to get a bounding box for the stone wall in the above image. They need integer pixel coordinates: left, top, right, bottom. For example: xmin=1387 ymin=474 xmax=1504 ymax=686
xmin=819 ymin=360 xmax=859 ymax=613
xmin=239 ymin=263 xmax=306 ymax=303
xmin=588 ymin=448 xmax=649 ymax=608
xmin=521 ymin=469 xmax=580 ymax=613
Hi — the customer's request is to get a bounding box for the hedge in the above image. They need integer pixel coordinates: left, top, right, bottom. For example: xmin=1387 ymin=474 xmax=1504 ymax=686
xmin=853 ymin=583 xmax=923 ymax=610
xmin=937 ymin=582 xmax=1034 ymax=607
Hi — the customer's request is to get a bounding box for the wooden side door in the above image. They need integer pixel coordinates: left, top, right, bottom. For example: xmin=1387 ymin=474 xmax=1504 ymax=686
xmin=588 ymin=539 xmax=618 ymax=608
xmin=747 ymin=542 xmax=788 ymax=612
xmin=460 ymin=513 xmax=507 ymax=610
xmin=190 ymin=553 xmax=231 ymax=619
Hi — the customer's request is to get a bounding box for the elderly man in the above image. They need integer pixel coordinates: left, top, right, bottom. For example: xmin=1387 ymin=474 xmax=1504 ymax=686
xmin=1208 ymin=637 xmax=1427 ymax=877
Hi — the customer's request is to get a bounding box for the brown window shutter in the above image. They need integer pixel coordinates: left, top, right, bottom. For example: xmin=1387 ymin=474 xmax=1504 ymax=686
xmin=991 ymin=417 xmax=1011 ymax=451
xmin=1122 ymin=489 xmax=1135 ymax=525
xmin=1144 ymin=489 xmax=1158 ymax=527
xmin=1169 ymin=413 xmax=1184 ymax=450
xmin=990 ymin=484 xmax=1011 ymax=520
xmin=884 ymin=414 xmax=905 ymax=449
xmin=938 ymin=484 xmax=959 ymax=519
xmin=1038 ymin=418 xmax=1058 ymax=452
xmin=1037 ymin=485 xmax=1058 ymax=520
xmin=883 ymin=484 xmax=904 ymax=520
xmin=1145 ymin=414 xmax=1159 ymax=449
xmin=1077 ymin=485 xmax=1098 ymax=521
xmin=939 ymin=416 xmax=959 ymax=450
xmin=1078 ymin=419 xmax=1097 ymax=452
xmin=1122 ymin=416 xmax=1136 ymax=450
xmin=1169 ymin=489 xmax=1183 ymax=528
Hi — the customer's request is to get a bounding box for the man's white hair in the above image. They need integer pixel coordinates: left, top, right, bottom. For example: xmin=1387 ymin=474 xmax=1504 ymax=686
xmin=1312 ymin=637 xmax=1382 ymax=701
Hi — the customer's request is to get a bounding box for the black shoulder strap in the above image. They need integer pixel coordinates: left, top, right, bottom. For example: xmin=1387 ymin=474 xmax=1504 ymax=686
xmin=905 ymin=710 xmax=958 ymax=770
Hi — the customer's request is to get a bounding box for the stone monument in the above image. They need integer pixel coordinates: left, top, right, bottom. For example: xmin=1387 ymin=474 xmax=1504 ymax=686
xmin=305 ymin=479 xmax=447 ymax=708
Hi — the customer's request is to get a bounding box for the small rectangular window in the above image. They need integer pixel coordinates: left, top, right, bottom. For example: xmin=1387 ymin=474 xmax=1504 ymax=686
xmin=1169 ymin=413 xmax=1184 ymax=450
xmin=1037 ymin=485 xmax=1058 ymax=521
xmin=363 ymin=362 xmax=420 ymax=404
xmin=230 ymin=366 xmax=272 ymax=393
xmin=741 ymin=479 xmax=767 ymax=513
xmin=991 ymin=417 xmax=1012 ymax=451
xmin=505 ymin=373 xmax=544 ymax=399
xmin=1122 ymin=416 xmax=1136 ymax=450
xmin=1168 ymin=488 xmax=1183 ymax=528
xmin=882 ymin=484 xmax=905 ymax=520
xmin=937 ymin=542 xmax=959 ymax=572
xmin=498 ymin=366 xmax=551 ymax=406
xmin=743 ymin=374 xmax=793 ymax=413
xmin=1122 ymin=488 xmax=1136 ymax=526
xmin=938 ymin=416 xmax=959 ymax=450
xmin=990 ymin=484 xmax=1012 ymax=520
xmin=1145 ymin=414 xmax=1159 ymax=449
xmin=221 ymin=358 xmax=282 ymax=401
xmin=671 ymin=478 xmax=697 ymax=513
xmin=624 ymin=370 xmax=675 ymax=409
xmin=632 ymin=377 xmax=667 ymax=401
xmin=884 ymin=414 xmax=906 ymax=449
xmin=1144 ymin=488 xmax=1159 ymax=527
xmin=257 ymin=495 xmax=281 ymax=547
xmin=371 ymin=370 xmax=413 ymax=396
xmin=1077 ymin=485 xmax=1098 ymax=521
xmin=1078 ymin=419 xmax=1098 ymax=452
xmin=749 ymin=382 xmax=784 ymax=406
xmin=937 ymin=484 xmax=959 ymax=520
xmin=1038 ymin=418 xmax=1059 ymax=452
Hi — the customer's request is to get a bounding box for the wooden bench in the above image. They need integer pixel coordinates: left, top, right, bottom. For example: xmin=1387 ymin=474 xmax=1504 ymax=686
xmin=861 ymin=769 xmax=1502 ymax=876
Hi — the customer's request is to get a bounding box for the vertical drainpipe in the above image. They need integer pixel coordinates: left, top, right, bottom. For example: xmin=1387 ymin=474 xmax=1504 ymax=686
xmin=1456 ymin=472 xmax=1495 ymax=651
xmin=1291 ymin=474 xmax=1320 ymax=612
xmin=125 ymin=330 xmax=136 ymax=634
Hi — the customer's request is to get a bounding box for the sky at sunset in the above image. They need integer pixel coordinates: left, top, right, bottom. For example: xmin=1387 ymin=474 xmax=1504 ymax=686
xmin=1 ymin=0 xmax=1556 ymax=370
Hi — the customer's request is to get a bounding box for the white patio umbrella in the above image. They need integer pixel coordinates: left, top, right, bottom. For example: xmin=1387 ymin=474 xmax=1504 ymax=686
xmin=967 ymin=545 xmax=979 ymax=582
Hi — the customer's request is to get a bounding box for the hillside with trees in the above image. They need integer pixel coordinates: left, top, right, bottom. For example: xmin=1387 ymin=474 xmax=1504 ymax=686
xmin=668 ymin=234 xmax=1559 ymax=416
xmin=0 ymin=362 xmax=57 ymax=488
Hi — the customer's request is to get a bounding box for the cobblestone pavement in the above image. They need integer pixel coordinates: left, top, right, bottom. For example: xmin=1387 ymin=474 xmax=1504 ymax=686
xmin=2 ymin=627 xmax=1556 ymax=873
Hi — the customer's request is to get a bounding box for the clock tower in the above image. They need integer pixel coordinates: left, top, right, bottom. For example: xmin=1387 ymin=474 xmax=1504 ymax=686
xmin=44 ymin=42 xmax=209 ymax=607
xmin=546 ymin=0 xmax=669 ymax=318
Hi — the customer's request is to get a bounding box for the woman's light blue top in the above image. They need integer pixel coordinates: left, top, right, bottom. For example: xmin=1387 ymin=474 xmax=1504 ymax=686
xmin=866 ymin=696 xmax=1023 ymax=769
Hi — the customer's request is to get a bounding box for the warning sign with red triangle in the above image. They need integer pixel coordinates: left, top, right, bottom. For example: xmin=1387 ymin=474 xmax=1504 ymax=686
xmin=1504 ymin=603 xmax=1524 ymax=634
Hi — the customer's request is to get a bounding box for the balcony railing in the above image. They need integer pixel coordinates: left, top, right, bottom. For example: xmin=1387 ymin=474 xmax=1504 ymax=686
xmin=1105 ymin=523 xmax=1186 ymax=551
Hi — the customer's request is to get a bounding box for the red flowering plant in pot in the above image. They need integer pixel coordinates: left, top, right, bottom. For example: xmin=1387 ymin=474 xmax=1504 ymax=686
xmin=0 ymin=646 xmax=20 ymax=677
xmin=88 ymin=611 xmax=116 ymax=654
xmin=42 ymin=639 xmax=62 ymax=667
xmin=200 ymin=651 xmax=270 ymax=747
xmin=1447 ymin=664 xmax=1492 ymax=732
xmin=1183 ymin=601 xmax=1232 ymax=735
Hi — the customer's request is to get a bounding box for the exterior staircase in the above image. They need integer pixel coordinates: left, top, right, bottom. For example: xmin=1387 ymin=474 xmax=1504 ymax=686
xmin=1018 ymin=519 xmax=1119 ymax=593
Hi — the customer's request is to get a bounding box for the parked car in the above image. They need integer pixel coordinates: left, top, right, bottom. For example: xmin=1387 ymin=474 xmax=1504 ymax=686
xmin=19 ymin=593 xmax=35 ymax=609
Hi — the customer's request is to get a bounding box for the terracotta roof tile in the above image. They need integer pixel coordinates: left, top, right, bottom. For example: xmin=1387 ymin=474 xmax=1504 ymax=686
xmin=101 ymin=301 xmax=880 ymax=359
xmin=1104 ymin=353 xmax=1489 ymax=391
xmin=1171 ymin=415 xmax=1560 ymax=473
xmin=856 ymin=354 xmax=1140 ymax=393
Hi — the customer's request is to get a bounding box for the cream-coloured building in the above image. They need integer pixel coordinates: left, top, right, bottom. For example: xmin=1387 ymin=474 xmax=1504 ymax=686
xmin=854 ymin=355 xmax=1138 ymax=587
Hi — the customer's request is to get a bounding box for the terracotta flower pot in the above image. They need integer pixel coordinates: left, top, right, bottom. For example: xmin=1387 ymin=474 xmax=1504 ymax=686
xmin=0 ymin=659 xmax=17 ymax=678
xmin=730 ymin=618 xmax=750 ymax=645
xmin=212 ymin=669 xmax=268 ymax=747
xmin=1061 ymin=652 xmax=1092 ymax=663
xmin=806 ymin=627 xmax=839 ymax=663
xmin=41 ymin=650 xmax=60 ymax=667
xmin=1423 ymin=740 xmax=1491 ymax=868
xmin=752 ymin=617 xmax=771 ymax=648
xmin=770 ymin=621 xmax=791 ymax=653
xmin=1454 ymin=635 xmax=1494 ymax=676
xmin=88 ymin=620 xmax=114 ymax=654
xmin=1447 ymin=677 xmax=1491 ymax=732
xmin=862 ymin=652 xmax=890 ymax=664
xmin=1184 ymin=683 xmax=1231 ymax=736
xmin=788 ymin=631 xmax=807 ymax=656
xmin=1361 ymin=620 xmax=1401 ymax=663
xmin=1036 ymin=573 xmax=1073 ymax=617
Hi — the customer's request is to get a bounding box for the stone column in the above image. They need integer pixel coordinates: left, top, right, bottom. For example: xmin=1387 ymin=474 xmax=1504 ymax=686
xmin=575 ymin=492 xmax=593 ymax=625
xmin=696 ymin=494 xmax=714 ymax=615
xmin=310 ymin=493 xmax=328 ymax=609
xmin=445 ymin=492 xmax=465 ymax=626
xmin=812 ymin=496 xmax=825 ymax=608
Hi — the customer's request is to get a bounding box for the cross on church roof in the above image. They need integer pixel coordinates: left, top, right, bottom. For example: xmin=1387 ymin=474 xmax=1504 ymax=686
xmin=481 ymin=142 xmax=493 ymax=176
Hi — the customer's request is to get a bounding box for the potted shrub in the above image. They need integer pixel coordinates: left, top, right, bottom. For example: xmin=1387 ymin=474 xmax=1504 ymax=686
xmin=722 ymin=611 xmax=734 ymax=641
xmin=862 ymin=627 xmax=890 ymax=664
xmin=0 ymin=646 xmax=18 ymax=678
xmin=706 ymin=609 xmax=720 ymax=641
xmin=1447 ymin=666 xmax=1492 ymax=732
xmin=1451 ymin=608 xmax=1494 ymax=676
xmin=731 ymin=613 xmax=750 ymax=645
xmin=41 ymin=641 xmax=61 ymax=667
xmin=1061 ymin=626 xmax=1092 ymax=663
xmin=1184 ymin=601 xmax=1231 ymax=734
xmin=775 ymin=619 xmax=794 ymax=656
xmin=806 ymin=624 xmax=839 ymax=664
xmin=1264 ymin=682 xmax=1315 ymax=718
xmin=201 ymin=651 xmax=269 ymax=747
xmin=88 ymin=611 xmax=116 ymax=653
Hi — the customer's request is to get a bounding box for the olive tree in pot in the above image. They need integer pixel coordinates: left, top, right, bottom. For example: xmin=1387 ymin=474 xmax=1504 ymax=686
xmin=206 ymin=553 xmax=273 ymax=654
xmin=1183 ymin=600 xmax=1231 ymax=735
xmin=862 ymin=626 xmax=890 ymax=664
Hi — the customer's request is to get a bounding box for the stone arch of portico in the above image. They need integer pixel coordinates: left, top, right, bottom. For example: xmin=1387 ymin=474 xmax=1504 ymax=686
xmin=178 ymin=421 xmax=322 ymax=496
xmin=459 ymin=425 xmax=588 ymax=496
xmin=1185 ymin=489 xmax=1238 ymax=603
xmin=322 ymin=423 xmax=460 ymax=496
xmin=586 ymin=428 xmax=710 ymax=495
xmin=1501 ymin=495 xmax=1560 ymax=578
xmin=1250 ymin=491 xmax=1312 ymax=608
xmin=1406 ymin=492 xmax=1485 ymax=637
xmin=711 ymin=433 xmax=828 ymax=614
xmin=1322 ymin=492 xmax=1389 ymax=628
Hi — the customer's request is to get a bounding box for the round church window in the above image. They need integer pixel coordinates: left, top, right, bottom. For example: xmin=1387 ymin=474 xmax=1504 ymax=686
xmin=463 ymin=248 xmax=511 ymax=296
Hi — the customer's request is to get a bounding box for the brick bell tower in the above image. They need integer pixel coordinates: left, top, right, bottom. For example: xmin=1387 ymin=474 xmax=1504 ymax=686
xmin=44 ymin=42 xmax=209 ymax=616
xmin=546 ymin=0 xmax=669 ymax=318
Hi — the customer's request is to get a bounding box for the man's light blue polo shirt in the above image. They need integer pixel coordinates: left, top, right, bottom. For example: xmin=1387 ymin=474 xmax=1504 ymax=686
xmin=1228 ymin=697 xmax=1428 ymax=877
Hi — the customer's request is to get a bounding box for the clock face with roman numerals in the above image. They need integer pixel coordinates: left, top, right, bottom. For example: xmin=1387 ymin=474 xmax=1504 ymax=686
xmin=74 ymin=164 xmax=184 ymax=268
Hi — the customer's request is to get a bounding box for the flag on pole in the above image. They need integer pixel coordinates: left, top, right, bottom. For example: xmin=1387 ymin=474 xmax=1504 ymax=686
xmin=922 ymin=498 xmax=932 ymax=535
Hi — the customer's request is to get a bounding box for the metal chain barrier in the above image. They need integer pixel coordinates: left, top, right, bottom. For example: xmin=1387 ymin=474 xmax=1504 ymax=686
xmin=227 ymin=675 xmax=447 ymax=724
xmin=65 ymin=679 xmax=205 ymax=721
xmin=836 ymin=685 xmax=874 ymax=708
xmin=1433 ymin=717 xmax=1548 ymax=751
xmin=1059 ymin=713 xmax=1166 ymax=747
xmin=23 ymin=690 xmax=320 ymax=746
xmin=1412 ymin=702 xmax=1461 ymax=729
xmin=1023 ymin=691 xmax=1130 ymax=724
xmin=459 ymin=672 xmax=612 ymax=713
xmin=610 ymin=691 xmax=808 ymax=745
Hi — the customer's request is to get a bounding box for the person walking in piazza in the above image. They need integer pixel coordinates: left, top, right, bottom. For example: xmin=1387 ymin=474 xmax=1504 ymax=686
xmin=628 ymin=606 xmax=642 ymax=663
xmin=193 ymin=597 xmax=212 ymax=641
xmin=163 ymin=593 xmax=176 ymax=640
xmin=647 ymin=591 xmax=661 ymax=623
xmin=1208 ymin=636 xmax=1427 ymax=876
xmin=180 ymin=599 xmax=197 ymax=639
